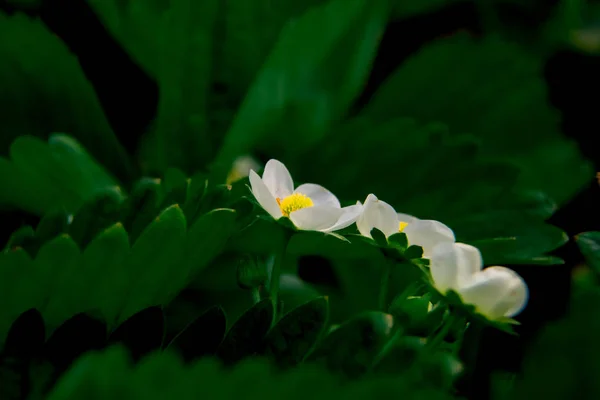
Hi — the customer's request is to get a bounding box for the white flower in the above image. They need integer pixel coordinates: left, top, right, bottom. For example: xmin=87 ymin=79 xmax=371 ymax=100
xmin=226 ymin=155 xmax=262 ymax=184
xmin=429 ymin=242 xmax=528 ymax=319
xmin=356 ymin=194 xmax=455 ymax=257
xmin=249 ymin=159 xmax=362 ymax=232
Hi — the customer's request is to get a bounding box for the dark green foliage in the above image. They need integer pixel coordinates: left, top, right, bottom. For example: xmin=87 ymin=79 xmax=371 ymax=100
xmin=263 ymin=297 xmax=329 ymax=368
xmin=45 ymin=347 xmax=459 ymax=400
xmin=217 ymin=299 xmax=274 ymax=364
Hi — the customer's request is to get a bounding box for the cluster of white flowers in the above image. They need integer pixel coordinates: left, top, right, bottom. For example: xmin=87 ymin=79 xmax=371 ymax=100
xmin=248 ymin=159 xmax=528 ymax=321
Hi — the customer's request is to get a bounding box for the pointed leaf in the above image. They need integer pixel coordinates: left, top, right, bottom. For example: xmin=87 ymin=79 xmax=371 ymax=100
xmin=78 ymin=223 xmax=130 ymax=327
xmin=159 ymin=209 xmax=237 ymax=305
xmin=68 ymin=188 xmax=124 ymax=248
xmin=576 ymin=231 xmax=600 ymax=278
xmin=212 ymin=0 xmax=389 ymax=181
xmin=119 ymin=205 xmax=186 ymax=322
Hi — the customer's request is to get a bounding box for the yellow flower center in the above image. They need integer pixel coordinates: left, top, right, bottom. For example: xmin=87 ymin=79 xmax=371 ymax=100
xmin=276 ymin=193 xmax=313 ymax=217
xmin=399 ymin=221 xmax=409 ymax=232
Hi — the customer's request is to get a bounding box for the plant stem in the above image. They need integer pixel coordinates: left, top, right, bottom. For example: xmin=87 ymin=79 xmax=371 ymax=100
xmin=251 ymin=285 xmax=262 ymax=304
xmin=269 ymin=234 xmax=290 ymax=320
xmin=427 ymin=313 xmax=457 ymax=349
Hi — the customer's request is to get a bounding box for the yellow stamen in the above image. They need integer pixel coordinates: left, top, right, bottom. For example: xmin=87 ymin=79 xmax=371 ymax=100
xmin=276 ymin=193 xmax=314 ymax=217
xmin=399 ymin=221 xmax=409 ymax=232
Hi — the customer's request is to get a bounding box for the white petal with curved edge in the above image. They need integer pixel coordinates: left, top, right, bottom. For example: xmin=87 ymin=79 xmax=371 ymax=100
xmin=294 ymin=183 xmax=341 ymax=208
xmin=457 ymin=266 xmax=528 ymax=319
xmin=429 ymin=242 xmax=482 ymax=293
xmin=321 ymin=204 xmax=363 ymax=232
xmin=356 ymin=194 xmax=399 ymax=238
xmin=262 ymin=159 xmax=294 ymax=199
xmin=403 ymin=219 xmax=455 ymax=257
xmin=249 ymin=170 xmax=283 ymax=219
xmin=289 ymin=206 xmax=344 ymax=231
xmin=396 ymin=213 xmax=418 ymax=224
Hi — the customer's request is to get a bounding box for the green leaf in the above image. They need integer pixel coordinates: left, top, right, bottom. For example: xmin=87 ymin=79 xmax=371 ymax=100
xmin=0 ymin=14 xmax=134 ymax=183
xmin=364 ymin=34 xmax=592 ymax=204
xmin=218 ymin=0 xmax=328 ymax=103
xmin=454 ymin=214 xmax=569 ymax=265
xmin=229 ymin=217 xmax=288 ymax=255
xmin=370 ymin=228 xmax=389 ymax=247
xmin=4 ymin=225 xmax=35 ymax=252
xmin=118 ymin=204 xmax=187 ymax=323
xmin=388 ymin=232 xmax=408 ymax=249
xmin=81 ymin=223 xmax=130 ymax=325
xmin=211 ymin=0 xmax=389 ymax=181
xmin=217 ymin=298 xmax=274 ymax=364
xmin=0 ymin=135 xmax=121 ymax=215
xmin=309 ymin=311 xmax=396 ymax=377
xmin=35 ymin=209 xmax=70 ymax=244
xmin=576 ymin=231 xmax=600 ymax=278
xmin=36 ymin=235 xmax=83 ymax=333
xmin=0 ymin=248 xmax=34 ymax=343
xmin=68 ymin=188 xmax=125 ymax=248
xmin=149 ymin=0 xmax=220 ymax=172
xmin=120 ymin=177 xmax=162 ymax=243
xmin=159 ymin=208 xmax=237 ymax=304
xmin=287 ymin=231 xmax=380 ymax=260
xmin=263 ymin=296 xmax=329 ymax=368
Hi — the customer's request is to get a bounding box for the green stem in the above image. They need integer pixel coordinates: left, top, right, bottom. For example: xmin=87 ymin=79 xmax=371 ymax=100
xmin=269 ymin=234 xmax=290 ymax=320
xmin=427 ymin=313 xmax=457 ymax=349
xmin=378 ymin=259 xmax=393 ymax=311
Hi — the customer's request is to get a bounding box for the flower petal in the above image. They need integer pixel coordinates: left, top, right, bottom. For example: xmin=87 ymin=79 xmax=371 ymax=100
xmin=403 ymin=219 xmax=455 ymax=258
xmin=249 ymin=170 xmax=283 ymax=219
xmin=294 ymin=183 xmax=341 ymax=208
xmin=396 ymin=213 xmax=418 ymax=224
xmin=321 ymin=204 xmax=363 ymax=232
xmin=262 ymin=159 xmax=294 ymax=199
xmin=289 ymin=206 xmax=344 ymax=231
xmin=429 ymin=242 xmax=482 ymax=293
xmin=356 ymin=194 xmax=399 ymax=238
xmin=457 ymin=266 xmax=528 ymax=319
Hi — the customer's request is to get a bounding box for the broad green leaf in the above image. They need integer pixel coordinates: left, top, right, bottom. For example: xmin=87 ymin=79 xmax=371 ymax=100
xmin=46 ymin=345 xmax=133 ymax=400
xmin=287 ymin=231 xmax=380 ymax=259
xmin=576 ymin=231 xmax=600 ymax=278
xmin=0 ymin=135 xmax=120 ymax=215
xmin=218 ymin=0 xmax=327 ymax=102
xmin=118 ymin=205 xmax=187 ymax=323
xmin=38 ymin=235 xmax=83 ymax=334
xmin=452 ymin=212 xmax=569 ymax=265
xmin=0 ymin=14 xmax=133 ymax=182
xmin=158 ymin=208 xmax=237 ymax=305
xmin=130 ymin=352 xmax=187 ymax=399
xmin=81 ymin=223 xmax=130 ymax=324
xmin=119 ymin=177 xmax=162 ymax=243
xmin=228 ymin=217 xmax=288 ymax=255
xmin=149 ymin=0 xmax=220 ymax=172
xmin=217 ymin=298 xmax=274 ymax=364
xmin=309 ymin=311 xmax=396 ymax=377
xmin=364 ymin=34 xmax=592 ymax=204
xmin=0 ymin=249 xmax=34 ymax=343
xmin=263 ymin=296 xmax=329 ymax=368
xmin=211 ymin=0 xmax=389 ymax=181
xmin=68 ymin=188 xmax=125 ymax=248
